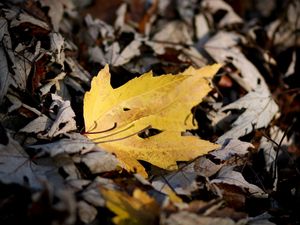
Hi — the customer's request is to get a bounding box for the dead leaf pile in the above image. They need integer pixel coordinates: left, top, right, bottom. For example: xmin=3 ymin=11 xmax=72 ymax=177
xmin=0 ymin=0 xmax=299 ymax=225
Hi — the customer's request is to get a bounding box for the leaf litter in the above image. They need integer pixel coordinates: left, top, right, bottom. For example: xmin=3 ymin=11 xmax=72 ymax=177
xmin=0 ymin=0 xmax=300 ymax=225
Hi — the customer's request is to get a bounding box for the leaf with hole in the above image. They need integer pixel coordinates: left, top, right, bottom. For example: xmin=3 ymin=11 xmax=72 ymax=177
xmin=83 ymin=64 xmax=221 ymax=176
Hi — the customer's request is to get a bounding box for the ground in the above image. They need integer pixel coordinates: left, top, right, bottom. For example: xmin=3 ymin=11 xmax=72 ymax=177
xmin=0 ymin=0 xmax=300 ymax=225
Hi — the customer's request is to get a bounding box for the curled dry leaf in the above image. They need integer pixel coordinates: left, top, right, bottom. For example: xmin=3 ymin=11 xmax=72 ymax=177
xmin=83 ymin=64 xmax=221 ymax=176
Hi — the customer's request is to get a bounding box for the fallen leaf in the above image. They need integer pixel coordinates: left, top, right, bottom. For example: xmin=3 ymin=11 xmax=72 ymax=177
xmin=84 ymin=64 xmax=221 ymax=176
xmin=84 ymin=14 xmax=115 ymax=42
xmin=161 ymin=211 xmax=237 ymax=225
xmin=112 ymin=39 xmax=142 ymax=66
xmin=8 ymin=9 xmax=50 ymax=30
xmin=0 ymin=44 xmax=10 ymax=103
xmin=80 ymin=150 xmax=119 ymax=174
xmin=191 ymin=139 xmax=252 ymax=177
xmin=0 ymin=129 xmax=62 ymax=189
xmin=211 ymin=139 xmax=253 ymax=161
xmin=152 ymin=168 xmax=198 ymax=196
xmin=147 ymin=21 xmax=193 ymax=55
xmin=20 ymin=95 xmax=77 ymax=138
xmin=201 ymin=0 xmax=243 ymax=27
xmin=259 ymin=126 xmax=289 ymax=190
xmin=28 ymin=133 xmax=95 ymax=156
xmin=267 ymin=1 xmax=300 ymax=49
xmin=248 ymin=212 xmax=276 ymax=225
xmin=81 ymin=177 xmax=119 ymax=207
xmin=77 ymin=200 xmax=97 ymax=224
xmin=49 ymin=32 xmax=65 ymax=67
xmin=39 ymin=0 xmax=73 ymax=32
xmin=101 ymin=188 xmax=159 ymax=225
xmin=216 ymin=91 xmax=279 ymax=144
xmin=205 ymin=31 xmax=269 ymax=93
xmin=195 ymin=13 xmax=210 ymax=40
xmin=211 ymin=166 xmax=267 ymax=198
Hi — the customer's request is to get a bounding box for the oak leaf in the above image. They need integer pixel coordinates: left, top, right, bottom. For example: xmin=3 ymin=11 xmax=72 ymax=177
xmin=84 ymin=64 xmax=221 ymax=176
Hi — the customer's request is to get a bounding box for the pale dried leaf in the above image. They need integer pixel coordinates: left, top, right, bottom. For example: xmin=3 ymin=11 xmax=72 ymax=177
xmin=152 ymin=167 xmax=198 ymax=196
xmin=39 ymin=0 xmax=64 ymax=31
xmin=11 ymin=41 xmax=41 ymax=90
xmin=267 ymin=1 xmax=300 ymax=48
xmin=80 ymin=150 xmax=119 ymax=174
xmin=0 ymin=133 xmax=61 ymax=189
xmin=20 ymin=95 xmax=77 ymax=137
xmin=28 ymin=133 xmax=95 ymax=157
xmin=161 ymin=211 xmax=236 ymax=225
xmin=248 ymin=213 xmax=276 ymax=225
xmin=201 ymin=0 xmax=243 ymax=27
xmin=81 ymin=177 xmax=118 ymax=207
xmin=65 ymin=57 xmax=91 ymax=85
xmin=211 ymin=139 xmax=253 ymax=161
xmin=9 ymin=10 xmax=49 ymax=30
xmin=205 ymin=31 xmax=269 ymax=93
xmin=178 ymin=47 xmax=207 ymax=67
xmin=64 ymin=76 xmax=85 ymax=94
xmin=193 ymin=157 xmax=223 ymax=177
xmin=211 ymin=166 xmax=267 ymax=198
xmin=47 ymin=95 xmax=77 ymax=137
xmin=51 ymin=189 xmax=77 ymax=225
xmin=6 ymin=93 xmax=22 ymax=112
xmin=39 ymin=72 xmax=66 ymax=96
xmin=49 ymin=32 xmax=65 ymax=67
xmin=104 ymin=42 xmax=121 ymax=65
xmin=77 ymin=201 xmax=97 ymax=224
xmin=195 ymin=13 xmax=210 ymax=40
xmin=114 ymin=3 xmax=126 ymax=29
xmin=153 ymin=21 xmax=193 ymax=45
xmin=88 ymin=46 xmax=106 ymax=64
xmin=259 ymin=126 xmax=289 ymax=172
xmin=285 ymin=51 xmax=296 ymax=77
xmin=177 ymin=0 xmax=198 ymax=25
xmin=113 ymin=39 xmax=141 ymax=66
xmin=20 ymin=114 xmax=52 ymax=134
xmin=114 ymin=3 xmax=134 ymax=33
xmin=217 ymin=91 xmax=279 ymax=144
xmin=0 ymin=17 xmax=7 ymax=39
xmin=148 ymin=21 xmax=193 ymax=55
xmin=0 ymin=46 xmax=10 ymax=102
xmin=85 ymin=14 xmax=115 ymax=42
xmin=82 ymin=188 xmax=105 ymax=207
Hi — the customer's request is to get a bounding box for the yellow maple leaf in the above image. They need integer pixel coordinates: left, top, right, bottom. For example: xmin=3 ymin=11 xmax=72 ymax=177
xmin=84 ymin=64 xmax=221 ymax=176
xmin=100 ymin=188 xmax=159 ymax=225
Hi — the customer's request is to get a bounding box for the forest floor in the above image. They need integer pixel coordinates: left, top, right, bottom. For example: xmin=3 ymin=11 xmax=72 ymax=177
xmin=0 ymin=0 xmax=300 ymax=225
